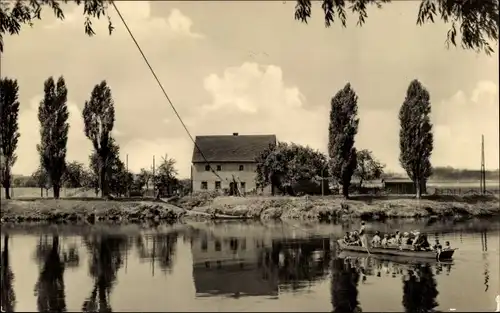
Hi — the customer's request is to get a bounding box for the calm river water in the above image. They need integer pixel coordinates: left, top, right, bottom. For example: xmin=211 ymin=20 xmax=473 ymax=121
xmin=1 ymin=218 xmax=499 ymax=312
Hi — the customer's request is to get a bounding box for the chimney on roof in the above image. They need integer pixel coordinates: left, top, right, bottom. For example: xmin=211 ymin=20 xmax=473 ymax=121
xmin=233 ymin=132 xmax=239 ymax=136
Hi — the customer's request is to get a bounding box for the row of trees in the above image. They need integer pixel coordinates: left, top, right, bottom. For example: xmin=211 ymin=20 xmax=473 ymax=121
xmin=329 ymin=80 xmax=433 ymax=199
xmin=0 ymin=77 xmax=183 ymax=199
xmin=256 ymin=80 xmax=432 ymax=199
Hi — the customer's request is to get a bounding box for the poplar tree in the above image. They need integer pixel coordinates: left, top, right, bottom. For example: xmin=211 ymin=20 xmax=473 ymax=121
xmin=399 ymin=79 xmax=434 ymax=199
xmin=83 ymin=81 xmax=115 ymax=197
xmin=0 ymin=78 xmax=21 ymax=199
xmin=37 ymin=76 xmax=69 ymax=199
xmin=328 ymin=83 xmax=359 ymax=198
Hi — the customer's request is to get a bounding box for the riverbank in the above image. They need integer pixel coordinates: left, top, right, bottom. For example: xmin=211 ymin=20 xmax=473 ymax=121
xmin=0 ymin=199 xmax=186 ymax=224
xmin=179 ymin=194 xmax=500 ymax=221
xmin=1 ymin=194 xmax=498 ymax=224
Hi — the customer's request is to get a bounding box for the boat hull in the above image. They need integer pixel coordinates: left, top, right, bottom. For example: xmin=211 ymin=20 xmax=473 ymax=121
xmin=336 ymin=239 xmax=456 ymax=261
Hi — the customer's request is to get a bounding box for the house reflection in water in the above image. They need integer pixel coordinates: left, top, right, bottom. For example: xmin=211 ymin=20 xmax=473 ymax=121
xmin=190 ymin=229 xmax=333 ymax=298
xmin=191 ymin=234 xmax=279 ymax=298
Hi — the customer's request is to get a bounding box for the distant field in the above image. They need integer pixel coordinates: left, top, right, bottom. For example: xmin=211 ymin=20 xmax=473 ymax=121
xmin=427 ymin=180 xmax=499 ymax=188
xmin=0 ymin=187 xmax=98 ymax=199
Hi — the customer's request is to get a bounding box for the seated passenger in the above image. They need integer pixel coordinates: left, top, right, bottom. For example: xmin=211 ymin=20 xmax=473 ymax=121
xmin=343 ymin=232 xmax=351 ymax=244
xmin=381 ymin=234 xmax=389 ymax=247
xmin=401 ymin=232 xmax=411 ymax=245
xmin=387 ymin=235 xmax=397 ymax=245
xmin=413 ymin=232 xmax=431 ymax=250
xmin=351 ymin=231 xmax=361 ymax=246
xmin=433 ymin=239 xmax=442 ymax=251
xmin=443 ymin=241 xmax=452 ymax=251
xmin=371 ymin=231 xmax=381 ymax=246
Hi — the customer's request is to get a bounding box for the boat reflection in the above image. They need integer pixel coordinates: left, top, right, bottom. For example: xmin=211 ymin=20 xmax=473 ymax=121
xmin=340 ymin=253 xmax=443 ymax=313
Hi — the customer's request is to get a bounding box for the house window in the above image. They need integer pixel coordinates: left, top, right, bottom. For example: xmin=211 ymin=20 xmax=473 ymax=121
xmin=215 ymin=240 xmax=221 ymax=251
xmin=205 ymin=165 xmax=210 ymax=171
xmin=239 ymin=165 xmax=244 ymax=171
xmin=240 ymin=182 xmax=246 ymax=189
xmin=201 ymin=237 xmax=208 ymax=251
xmin=201 ymin=181 xmax=208 ymax=190
xmin=216 ymin=165 xmax=222 ymax=171
xmin=215 ymin=181 xmax=221 ymax=190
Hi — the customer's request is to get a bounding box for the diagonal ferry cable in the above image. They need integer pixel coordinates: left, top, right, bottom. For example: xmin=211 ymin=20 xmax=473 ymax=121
xmin=111 ymin=1 xmax=224 ymax=182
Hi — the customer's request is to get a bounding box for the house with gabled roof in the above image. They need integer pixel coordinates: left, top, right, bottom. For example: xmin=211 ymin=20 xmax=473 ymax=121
xmin=191 ymin=133 xmax=277 ymax=194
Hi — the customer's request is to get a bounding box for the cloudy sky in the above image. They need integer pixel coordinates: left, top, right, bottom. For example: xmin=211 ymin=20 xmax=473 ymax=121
xmin=2 ymin=1 xmax=499 ymax=178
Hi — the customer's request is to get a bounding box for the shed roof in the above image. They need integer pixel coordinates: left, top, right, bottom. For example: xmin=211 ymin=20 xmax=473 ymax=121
xmin=191 ymin=134 xmax=277 ymax=163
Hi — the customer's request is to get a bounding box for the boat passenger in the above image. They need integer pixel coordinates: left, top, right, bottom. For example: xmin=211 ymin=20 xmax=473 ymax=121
xmin=413 ymin=232 xmax=431 ymax=251
xmin=394 ymin=231 xmax=401 ymax=244
xmin=371 ymin=231 xmax=381 ymax=246
xmin=387 ymin=235 xmax=398 ymax=245
xmin=359 ymin=221 xmax=368 ymax=248
xmin=343 ymin=232 xmax=351 ymax=244
xmin=381 ymin=234 xmax=389 ymax=247
xmin=433 ymin=239 xmax=442 ymax=251
xmin=401 ymin=232 xmax=410 ymax=245
xmin=443 ymin=241 xmax=451 ymax=251
xmin=351 ymin=231 xmax=361 ymax=246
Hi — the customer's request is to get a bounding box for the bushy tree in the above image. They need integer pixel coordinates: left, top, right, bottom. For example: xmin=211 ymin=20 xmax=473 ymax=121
xmin=153 ymin=154 xmax=178 ymax=197
xmin=294 ymin=0 xmax=498 ymax=55
xmin=256 ymin=142 xmax=328 ymax=195
xmin=137 ymin=168 xmax=153 ymax=191
xmin=399 ymin=79 xmax=434 ymax=198
xmin=1 ymin=0 xmax=497 ymax=55
xmin=89 ymin=137 xmax=131 ymax=197
xmin=83 ymin=81 xmax=115 ymax=197
xmin=354 ymin=149 xmax=385 ymax=187
xmin=37 ymin=77 xmax=69 ymax=199
xmin=32 ymin=166 xmax=51 ymax=197
xmin=63 ymin=161 xmax=86 ymax=188
xmin=0 ymin=78 xmax=21 ymax=199
xmin=328 ymin=83 xmax=359 ymax=198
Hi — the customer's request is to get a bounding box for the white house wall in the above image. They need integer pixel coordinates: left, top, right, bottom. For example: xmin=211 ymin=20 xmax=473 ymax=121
xmin=192 ymin=162 xmax=259 ymax=193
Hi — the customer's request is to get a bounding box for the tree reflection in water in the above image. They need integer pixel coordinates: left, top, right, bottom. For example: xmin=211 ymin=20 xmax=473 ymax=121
xmin=135 ymin=232 xmax=179 ymax=275
xmin=33 ymin=236 xmax=67 ymax=312
xmin=258 ymin=238 xmax=332 ymax=292
xmin=1 ymin=235 xmax=16 ymax=312
xmin=330 ymin=257 xmax=362 ymax=313
xmin=402 ymin=263 xmax=438 ymax=313
xmin=82 ymin=235 xmax=129 ymax=312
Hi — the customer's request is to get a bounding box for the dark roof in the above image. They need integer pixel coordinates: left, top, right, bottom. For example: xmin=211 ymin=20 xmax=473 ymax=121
xmin=192 ymin=134 xmax=276 ymax=163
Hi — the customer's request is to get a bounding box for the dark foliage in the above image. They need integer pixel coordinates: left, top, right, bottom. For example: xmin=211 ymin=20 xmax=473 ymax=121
xmin=294 ymin=0 xmax=499 ymax=55
xmin=0 ymin=0 xmax=114 ymax=52
xmin=0 ymin=78 xmax=21 ymax=199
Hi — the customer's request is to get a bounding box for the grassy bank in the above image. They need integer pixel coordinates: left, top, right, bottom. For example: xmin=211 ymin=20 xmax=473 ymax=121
xmin=177 ymin=193 xmax=500 ymax=221
xmin=0 ymin=199 xmax=186 ymax=224
xmin=1 ymin=193 xmax=499 ymax=225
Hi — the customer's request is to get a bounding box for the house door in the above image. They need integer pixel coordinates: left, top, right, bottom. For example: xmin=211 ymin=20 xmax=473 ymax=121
xmin=229 ymin=182 xmax=237 ymax=196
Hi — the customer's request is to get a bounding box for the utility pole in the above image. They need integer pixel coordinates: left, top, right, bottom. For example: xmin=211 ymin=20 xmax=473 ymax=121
xmin=480 ymin=134 xmax=486 ymax=194
xmin=126 ymin=154 xmax=130 ymax=198
xmin=152 ymin=155 xmax=155 ymax=198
